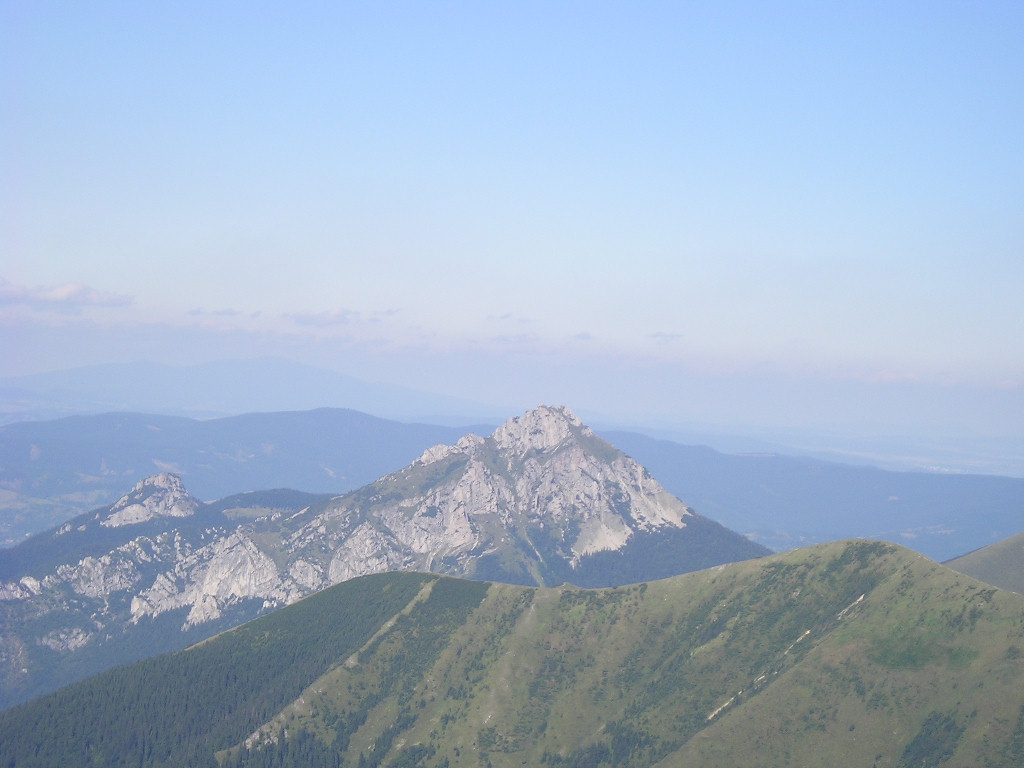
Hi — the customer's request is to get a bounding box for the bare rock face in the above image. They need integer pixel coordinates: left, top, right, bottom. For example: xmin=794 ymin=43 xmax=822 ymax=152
xmin=101 ymin=473 xmax=199 ymax=527
xmin=131 ymin=532 xmax=303 ymax=628
xmin=285 ymin=404 xmax=694 ymax=580
xmin=39 ymin=628 xmax=91 ymax=653
xmin=491 ymin=403 xmax=581 ymax=456
xmin=57 ymin=554 xmax=140 ymax=599
xmin=0 ymin=577 xmax=40 ymax=601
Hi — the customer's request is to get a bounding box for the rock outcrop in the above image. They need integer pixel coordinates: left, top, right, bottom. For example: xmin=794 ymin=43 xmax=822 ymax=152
xmin=100 ymin=473 xmax=199 ymax=527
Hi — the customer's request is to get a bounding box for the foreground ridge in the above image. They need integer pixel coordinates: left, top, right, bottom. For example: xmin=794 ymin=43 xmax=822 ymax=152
xmin=3 ymin=540 xmax=1023 ymax=767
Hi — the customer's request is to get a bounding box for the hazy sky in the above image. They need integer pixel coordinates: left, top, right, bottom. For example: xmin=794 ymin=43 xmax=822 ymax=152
xmin=3 ymin=2 xmax=1022 ymax=439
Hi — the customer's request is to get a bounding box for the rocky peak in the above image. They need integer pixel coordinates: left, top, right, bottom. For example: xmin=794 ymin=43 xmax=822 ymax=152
xmin=491 ymin=405 xmax=585 ymax=457
xmin=412 ymin=406 xmax=579 ymax=467
xmin=365 ymin=405 xmax=695 ymax=568
xmin=101 ymin=473 xmax=200 ymax=528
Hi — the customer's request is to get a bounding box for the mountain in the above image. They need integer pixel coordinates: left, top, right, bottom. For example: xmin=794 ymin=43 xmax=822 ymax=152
xmin=6 ymin=407 xmax=1023 ymax=561
xmin=0 ymin=405 xmax=768 ymax=709
xmin=290 ymin=405 xmax=769 ymax=588
xmin=604 ymin=430 xmax=1024 ymax=560
xmin=0 ymin=408 xmax=493 ymax=546
xmin=945 ymin=531 xmax=1024 ymax=594
xmin=2 ymin=540 xmax=1023 ymax=767
xmin=0 ymin=476 xmax=332 ymax=708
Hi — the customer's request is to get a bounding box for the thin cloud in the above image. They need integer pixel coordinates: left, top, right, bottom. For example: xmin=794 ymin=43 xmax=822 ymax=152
xmin=286 ymin=309 xmax=360 ymax=327
xmin=0 ymin=278 xmax=132 ymax=313
xmin=649 ymin=331 xmax=684 ymax=343
xmin=489 ymin=333 xmax=542 ymax=346
xmin=487 ymin=312 xmax=531 ymax=325
xmin=188 ymin=307 xmax=248 ymax=318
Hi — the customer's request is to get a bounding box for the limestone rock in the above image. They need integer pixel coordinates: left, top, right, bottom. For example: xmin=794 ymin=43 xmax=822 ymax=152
xmin=101 ymin=473 xmax=199 ymax=527
xmin=290 ymin=404 xmax=694 ymax=578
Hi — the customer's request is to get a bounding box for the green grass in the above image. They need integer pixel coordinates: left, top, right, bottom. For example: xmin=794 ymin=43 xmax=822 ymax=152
xmin=946 ymin=531 xmax=1024 ymax=594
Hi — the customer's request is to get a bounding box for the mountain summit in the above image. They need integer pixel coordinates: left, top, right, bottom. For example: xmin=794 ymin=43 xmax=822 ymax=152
xmin=297 ymin=404 xmax=763 ymax=587
xmin=99 ymin=473 xmax=199 ymax=527
xmin=0 ymin=405 xmax=767 ymax=708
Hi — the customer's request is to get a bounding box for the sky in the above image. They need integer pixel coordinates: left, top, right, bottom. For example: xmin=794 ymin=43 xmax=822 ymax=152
xmin=2 ymin=2 xmax=1023 ymax=450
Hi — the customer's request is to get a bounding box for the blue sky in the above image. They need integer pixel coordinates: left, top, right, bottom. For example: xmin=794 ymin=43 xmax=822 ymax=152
xmin=2 ymin=2 xmax=1022 ymax=443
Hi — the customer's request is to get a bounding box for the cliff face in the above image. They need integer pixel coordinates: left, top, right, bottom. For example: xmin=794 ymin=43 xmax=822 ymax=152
xmin=0 ymin=406 xmax=769 ymax=709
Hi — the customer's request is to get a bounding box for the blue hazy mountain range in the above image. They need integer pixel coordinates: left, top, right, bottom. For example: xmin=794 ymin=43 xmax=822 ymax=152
xmin=2 ymin=406 xmax=1022 ymax=561
xmin=3 ymin=358 xmax=1021 ymax=478
xmin=0 ymin=358 xmax=504 ymax=426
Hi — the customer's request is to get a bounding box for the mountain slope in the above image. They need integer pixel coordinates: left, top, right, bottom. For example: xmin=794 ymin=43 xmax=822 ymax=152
xmin=945 ymin=531 xmax=1024 ymax=594
xmin=2 ymin=540 xmax=1023 ymax=767
xmin=0 ymin=405 xmax=768 ymax=709
xmin=276 ymin=405 xmax=768 ymax=589
xmin=0 ymin=476 xmax=332 ymax=708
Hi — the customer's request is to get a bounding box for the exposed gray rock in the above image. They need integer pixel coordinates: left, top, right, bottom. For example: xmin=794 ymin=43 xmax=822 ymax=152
xmin=101 ymin=473 xmax=199 ymax=527
xmin=39 ymin=627 xmax=92 ymax=653
xmin=279 ymin=404 xmax=697 ymax=580
xmin=57 ymin=554 xmax=139 ymax=599
xmin=0 ymin=576 xmax=40 ymax=601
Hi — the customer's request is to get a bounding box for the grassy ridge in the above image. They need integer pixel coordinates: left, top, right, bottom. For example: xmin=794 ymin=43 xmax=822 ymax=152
xmin=227 ymin=541 xmax=1024 ymax=767
xmin=4 ymin=541 xmax=1024 ymax=767
xmin=946 ymin=531 xmax=1024 ymax=595
xmin=662 ymin=550 xmax=1024 ymax=767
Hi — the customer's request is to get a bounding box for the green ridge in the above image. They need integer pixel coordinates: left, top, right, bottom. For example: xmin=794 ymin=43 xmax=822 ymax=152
xmin=946 ymin=531 xmax=1024 ymax=594
xmin=3 ymin=541 xmax=1024 ymax=767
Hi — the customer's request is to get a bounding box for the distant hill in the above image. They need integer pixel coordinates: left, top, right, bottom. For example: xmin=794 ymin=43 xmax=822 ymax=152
xmin=4 ymin=407 xmax=1023 ymax=561
xmin=2 ymin=540 xmax=1023 ymax=767
xmin=945 ymin=531 xmax=1024 ymax=594
xmin=604 ymin=430 xmax=1024 ymax=561
xmin=0 ymin=357 xmax=502 ymax=425
xmin=0 ymin=406 xmax=769 ymax=709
